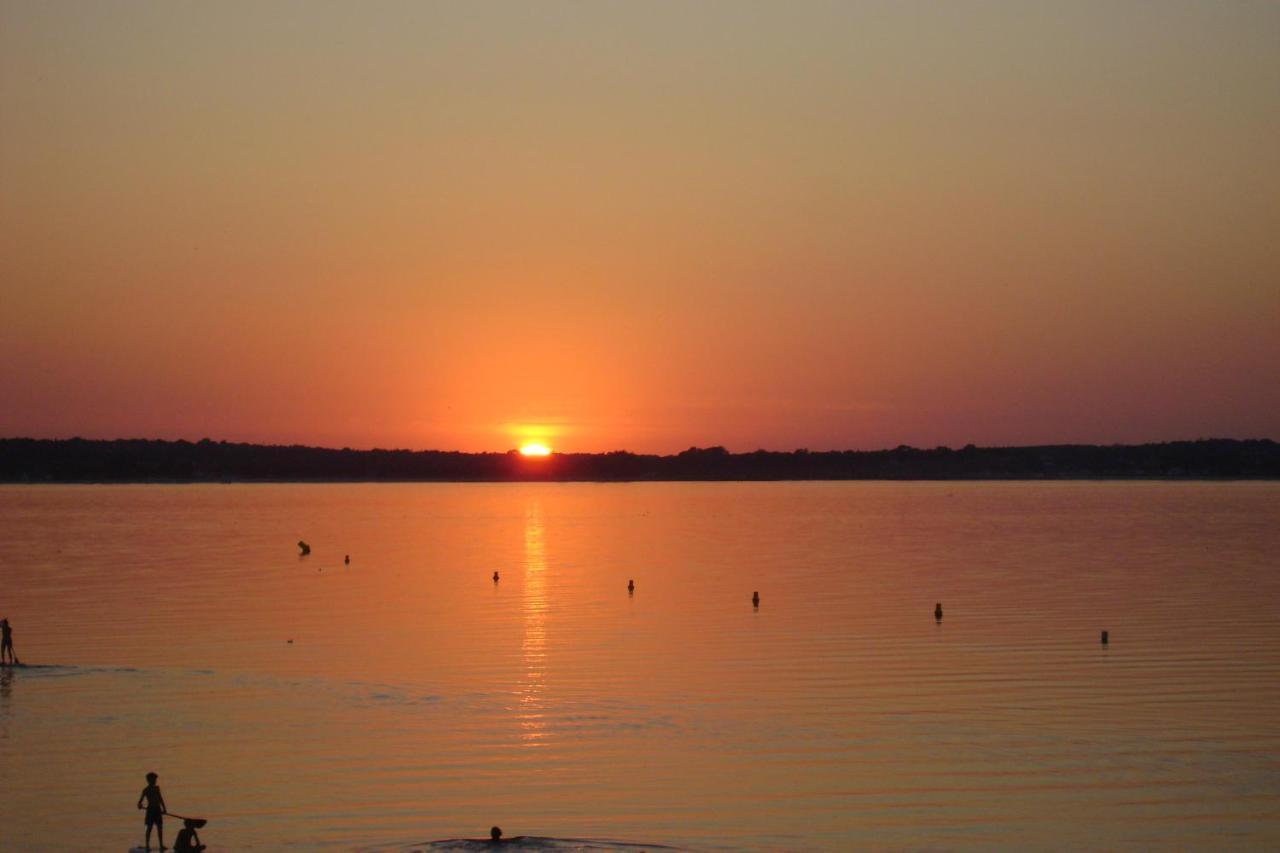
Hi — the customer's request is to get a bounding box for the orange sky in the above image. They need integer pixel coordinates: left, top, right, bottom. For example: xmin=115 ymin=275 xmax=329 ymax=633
xmin=2 ymin=2 xmax=1277 ymax=453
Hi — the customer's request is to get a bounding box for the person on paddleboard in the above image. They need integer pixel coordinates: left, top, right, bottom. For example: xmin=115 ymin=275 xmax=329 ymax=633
xmin=173 ymin=818 xmax=206 ymax=852
xmin=137 ymin=772 xmax=167 ymax=851
xmin=0 ymin=618 xmax=15 ymax=664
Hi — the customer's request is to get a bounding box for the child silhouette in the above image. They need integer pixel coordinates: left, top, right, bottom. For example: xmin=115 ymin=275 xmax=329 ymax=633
xmin=136 ymin=772 xmax=167 ymax=851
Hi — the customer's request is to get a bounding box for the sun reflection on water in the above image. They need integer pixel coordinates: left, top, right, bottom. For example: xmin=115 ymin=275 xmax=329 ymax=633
xmin=518 ymin=499 xmax=548 ymax=748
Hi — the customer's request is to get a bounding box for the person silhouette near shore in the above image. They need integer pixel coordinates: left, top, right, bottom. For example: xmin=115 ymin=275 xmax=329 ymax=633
xmin=137 ymin=772 xmax=167 ymax=851
xmin=0 ymin=618 xmax=16 ymax=664
xmin=174 ymin=818 xmax=206 ymax=852
xmin=486 ymin=826 xmax=526 ymax=844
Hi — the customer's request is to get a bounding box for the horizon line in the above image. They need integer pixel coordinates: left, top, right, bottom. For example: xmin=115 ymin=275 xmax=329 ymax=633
xmin=3 ymin=435 xmax=1275 ymax=457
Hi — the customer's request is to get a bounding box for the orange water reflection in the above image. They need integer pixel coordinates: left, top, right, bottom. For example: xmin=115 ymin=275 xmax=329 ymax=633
xmin=517 ymin=498 xmax=548 ymax=748
xmin=2 ymin=483 xmax=1280 ymax=850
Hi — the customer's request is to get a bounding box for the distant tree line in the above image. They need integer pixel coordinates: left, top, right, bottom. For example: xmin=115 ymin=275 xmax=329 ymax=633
xmin=0 ymin=437 xmax=1276 ymax=482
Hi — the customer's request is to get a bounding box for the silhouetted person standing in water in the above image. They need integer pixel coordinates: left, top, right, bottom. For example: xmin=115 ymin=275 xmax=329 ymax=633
xmin=137 ymin=772 xmax=167 ymax=851
xmin=1 ymin=618 xmax=15 ymax=664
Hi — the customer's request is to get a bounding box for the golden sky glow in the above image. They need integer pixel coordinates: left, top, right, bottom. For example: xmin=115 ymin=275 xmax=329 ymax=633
xmin=1 ymin=2 xmax=1277 ymax=451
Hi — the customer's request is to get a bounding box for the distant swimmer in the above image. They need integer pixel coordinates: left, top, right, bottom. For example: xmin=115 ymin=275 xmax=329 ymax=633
xmin=1101 ymin=630 xmax=1109 ymax=645
xmin=935 ymin=602 xmax=943 ymax=621
xmin=493 ymin=571 xmax=500 ymax=583
xmin=1 ymin=618 xmax=16 ymax=664
xmin=752 ymin=591 xmax=760 ymax=607
xmin=297 ymin=540 xmax=311 ymax=556
xmin=137 ymin=772 xmax=167 ymax=851
xmin=344 ymin=554 xmax=350 ymax=565
xmin=485 ymin=826 xmax=525 ymax=844
xmin=628 ymin=579 xmax=635 ymax=593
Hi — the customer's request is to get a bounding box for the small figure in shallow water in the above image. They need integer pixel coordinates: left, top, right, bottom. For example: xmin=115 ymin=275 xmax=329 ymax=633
xmin=137 ymin=772 xmax=167 ymax=851
xmin=935 ymin=602 xmax=943 ymax=621
xmin=173 ymin=818 xmax=206 ymax=853
xmin=628 ymin=579 xmax=635 ymax=593
xmin=493 ymin=571 xmax=500 ymax=583
xmin=752 ymin=591 xmax=760 ymax=607
xmin=1101 ymin=630 xmax=1109 ymax=645
xmin=484 ymin=826 xmax=525 ymax=844
xmin=1 ymin=618 xmax=16 ymax=664
xmin=297 ymin=540 xmax=311 ymax=556
xmin=344 ymin=554 xmax=350 ymax=565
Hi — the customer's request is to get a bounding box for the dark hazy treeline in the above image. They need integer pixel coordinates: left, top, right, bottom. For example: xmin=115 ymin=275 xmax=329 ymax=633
xmin=1 ymin=437 xmax=1277 ymax=482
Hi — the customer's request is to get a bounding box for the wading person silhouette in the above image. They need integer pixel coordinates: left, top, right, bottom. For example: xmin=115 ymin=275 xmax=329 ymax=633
xmin=484 ymin=825 xmax=525 ymax=844
xmin=173 ymin=818 xmax=206 ymax=852
xmin=1 ymin=618 xmax=16 ymax=664
xmin=137 ymin=772 xmax=167 ymax=851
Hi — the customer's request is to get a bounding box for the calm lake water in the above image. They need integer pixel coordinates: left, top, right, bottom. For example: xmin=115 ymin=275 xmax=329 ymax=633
xmin=1 ymin=482 xmax=1278 ymax=851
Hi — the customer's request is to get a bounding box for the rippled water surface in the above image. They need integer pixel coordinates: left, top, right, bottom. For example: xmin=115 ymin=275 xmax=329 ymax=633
xmin=1 ymin=482 xmax=1278 ymax=850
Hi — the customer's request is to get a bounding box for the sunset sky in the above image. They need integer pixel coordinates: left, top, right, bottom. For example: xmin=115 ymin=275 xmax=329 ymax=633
xmin=2 ymin=2 xmax=1277 ymax=453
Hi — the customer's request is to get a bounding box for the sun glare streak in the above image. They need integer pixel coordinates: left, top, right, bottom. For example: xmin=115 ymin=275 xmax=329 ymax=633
xmin=519 ymin=442 xmax=552 ymax=456
xmin=519 ymin=499 xmax=548 ymax=748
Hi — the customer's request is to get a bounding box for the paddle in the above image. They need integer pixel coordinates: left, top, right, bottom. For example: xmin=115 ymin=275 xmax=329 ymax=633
xmin=164 ymin=813 xmax=207 ymax=829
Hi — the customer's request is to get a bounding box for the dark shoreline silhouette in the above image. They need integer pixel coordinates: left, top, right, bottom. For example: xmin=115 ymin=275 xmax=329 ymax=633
xmin=0 ymin=437 xmax=1276 ymax=483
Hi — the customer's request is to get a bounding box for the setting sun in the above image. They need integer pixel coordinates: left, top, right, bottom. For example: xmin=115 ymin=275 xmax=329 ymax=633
xmin=519 ymin=442 xmax=552 ymax=457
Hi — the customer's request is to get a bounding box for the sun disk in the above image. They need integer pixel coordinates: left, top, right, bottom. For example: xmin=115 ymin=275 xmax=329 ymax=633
xmin=519 ymin=442 xmax=552 ymax=457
